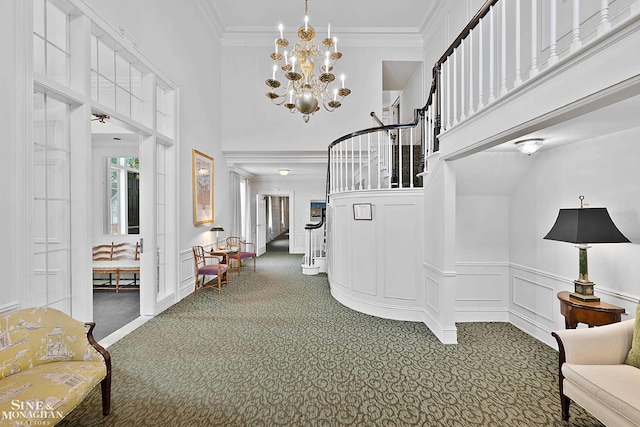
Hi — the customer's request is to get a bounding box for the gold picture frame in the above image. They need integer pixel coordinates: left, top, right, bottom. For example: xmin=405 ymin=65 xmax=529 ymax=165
xmin=192 ymin=149 xmax=214 ymax=225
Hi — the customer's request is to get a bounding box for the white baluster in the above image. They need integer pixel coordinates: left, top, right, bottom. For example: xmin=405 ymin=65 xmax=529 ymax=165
xmin=514 ymin=0 xmax=522 ymax=87
xmin=388 ymin=132 xmax=392 ymax=189
xmin=358 ymin=135 xmax=362 ymax=190
xmin=598 ymin=0 xmax=611 ymax=36
xmin=570 ymin=0 xmax=582 ymax=53
xmin=478 ymin=19 xmax=484 ymax=109
xmin=446 ymin=60 xmax=452 ymax=129
xmin=468 ymin=30 xmax=475 ymax=115
xmin=548 ymin=0 xmax=558 ymax=66
xmin=351 ymin=138 xmax=355 ymax=191
xmin=330 ymin=148 xmax=334 ymax=194
xmin=531 ymin=0 xmax=539 ymax=77
xmin=340 ymin=141 xmax=346 ymax=191
xmin=488 ymin=6 xmax=496 ymax=103
xmin=460 ymin=40 xmax=466 ymax=121
xmin=399 ymin=129 xmax=403 ymax=188
xmin=500 ymin=0 xmax=508 ymax=96
xmin=453 ymin=48 xmax=458 ymax=125
xmin=409 ymin=127 xmax=414 ymax=188
xmin=377 ymin=132 xmax=381 ymax=189
xmin=367 ymin=133 xmax=371 ymax=190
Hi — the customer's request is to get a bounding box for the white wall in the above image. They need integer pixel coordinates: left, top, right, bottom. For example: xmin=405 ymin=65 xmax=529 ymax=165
xmin=221 ymin=43 xmax=423 ymax=153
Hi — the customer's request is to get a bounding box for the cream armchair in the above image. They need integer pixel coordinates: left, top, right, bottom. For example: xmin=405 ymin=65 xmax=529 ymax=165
xmin=552 ymin=319 xmax=640 ymax=426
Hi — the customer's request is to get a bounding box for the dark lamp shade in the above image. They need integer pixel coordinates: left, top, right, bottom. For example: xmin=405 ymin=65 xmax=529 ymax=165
xmin=543 ymin=208 xmax=630 ymax=244
xmin=210 ymin=226 xmax=224 ymax=232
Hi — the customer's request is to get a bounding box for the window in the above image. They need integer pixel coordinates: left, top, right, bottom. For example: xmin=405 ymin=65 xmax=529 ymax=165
xmin=33 ymin=0 xmax=69 ymax=86
xmin=33 ymin=91 xmax=71 ymax=311
xmin=107 ymin=157 xmax=140 ymax=235
xmin=91 ymin=34 xmax=148 ymax=125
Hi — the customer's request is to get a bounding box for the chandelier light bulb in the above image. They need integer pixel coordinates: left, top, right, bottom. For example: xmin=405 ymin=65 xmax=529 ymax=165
xmin=279 ymin=24 xmax=283 ymax=39
xmin=327 ymin=23 xmax=331 ymax=38
xmin=304 ymin=15 xmax=308 ymax=31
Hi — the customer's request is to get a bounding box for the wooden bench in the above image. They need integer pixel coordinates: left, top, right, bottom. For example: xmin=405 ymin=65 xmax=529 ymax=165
xmin=92 ymin=242 xmax=140 ymax=292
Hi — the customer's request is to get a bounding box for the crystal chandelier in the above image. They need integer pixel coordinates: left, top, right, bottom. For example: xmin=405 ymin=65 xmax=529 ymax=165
xmin=265 ymin=0 xmax=351 ymax=123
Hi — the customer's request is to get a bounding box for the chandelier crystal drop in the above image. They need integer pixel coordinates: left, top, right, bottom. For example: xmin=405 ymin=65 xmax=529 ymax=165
xmin=265 ymin=0 xmax=351 ymax=123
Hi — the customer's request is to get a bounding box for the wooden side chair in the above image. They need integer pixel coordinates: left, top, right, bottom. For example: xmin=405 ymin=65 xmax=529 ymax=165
xmin=192 ymin=245 xmax=229 ymax=294
xmin=225 ymin=236 xmax=256 ymax=275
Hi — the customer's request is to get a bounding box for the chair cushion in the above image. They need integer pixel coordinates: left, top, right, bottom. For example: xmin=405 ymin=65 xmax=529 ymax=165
xmin=625 ymin=303 xmax=640 ymax=368
xmin=562 ymin=363 xmax=640 ymax=422
xmin=237 ymin=251 xmax=255 ymax=260
xmin=198 ymin=265 xmax=228 ymax=275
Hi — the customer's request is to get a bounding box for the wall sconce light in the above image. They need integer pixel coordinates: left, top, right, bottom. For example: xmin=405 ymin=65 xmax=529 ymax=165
xmin=515 ymin=138 xmax=543 ymax=155
xmin=279 ymin=169 xmax=290 ymax=176
xmin=543 ymin=196 xmax=630 ymax=302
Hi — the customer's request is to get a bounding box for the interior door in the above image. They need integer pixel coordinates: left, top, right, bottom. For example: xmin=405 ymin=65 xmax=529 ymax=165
xmin=256 ymin=194 xmax=267 ymax=256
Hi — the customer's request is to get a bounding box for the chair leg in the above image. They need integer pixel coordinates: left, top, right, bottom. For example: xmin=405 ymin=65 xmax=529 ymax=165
xmin=194 ymin=275 xmax=200 ymax=294
xmin=101 ymin=375 xmax=111 ymax=416
xmin=253 ymin=255 xmax=256 ymax=271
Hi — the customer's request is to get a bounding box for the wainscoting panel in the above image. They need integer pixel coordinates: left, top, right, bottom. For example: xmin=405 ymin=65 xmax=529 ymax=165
xmin=382 ymin=203 xmax=418 ymax=301
xmin=454 ymin=263 xmax=509 ymax=322
xmin=512 ymin=275 xmax=556 ymax=322
xmin=330 ymin=204 xmax=349 ymax=290
xmin=350 ymin=218 xmax=377 ymax=296
xmin=425 ymin=273 xmax=440 ymax=314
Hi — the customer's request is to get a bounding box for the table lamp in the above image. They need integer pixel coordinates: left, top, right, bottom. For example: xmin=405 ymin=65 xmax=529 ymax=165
xmin=543 ymin=196 xmax=629 ymax=302
xmin=210 ymin=226 xmax=224 ymax=250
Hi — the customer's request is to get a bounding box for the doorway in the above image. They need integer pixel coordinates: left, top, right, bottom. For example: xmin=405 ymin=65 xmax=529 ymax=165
xmin=91 ymin=120 xmax=141 ymax=341
xmin=256 ymin=192 xmax=293 ymax=255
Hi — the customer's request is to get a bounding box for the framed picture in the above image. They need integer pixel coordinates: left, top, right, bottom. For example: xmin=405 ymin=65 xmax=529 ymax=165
xmin=353 ymin=203 xmax=372 ymax=220
xmin=310 ymin=200 xmax=326 ymax=222
xmin=192 ymin=149 xmax=214 ymax=225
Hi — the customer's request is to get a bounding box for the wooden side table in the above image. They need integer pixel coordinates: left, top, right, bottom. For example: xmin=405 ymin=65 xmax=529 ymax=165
xmin=557 ymin=291 xmax=625 ymax=329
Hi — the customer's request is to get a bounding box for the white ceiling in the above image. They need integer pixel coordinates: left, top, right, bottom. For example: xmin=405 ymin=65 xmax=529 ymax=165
xmin=207 ymin=0 xmax=438 ymax=33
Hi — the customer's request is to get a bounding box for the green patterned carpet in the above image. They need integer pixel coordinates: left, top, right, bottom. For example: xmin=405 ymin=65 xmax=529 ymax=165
xmin=61 ymin=250 xmax=602 ymax=426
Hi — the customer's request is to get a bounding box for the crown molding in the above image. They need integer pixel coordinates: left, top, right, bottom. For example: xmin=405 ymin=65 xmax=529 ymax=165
xmin=221 ymin=27 xmax=423 ymax=48
xmin=223 ymin=150 xmax=327 ymax=164
xmin=195 ymin=0 xmax=223 ymax=39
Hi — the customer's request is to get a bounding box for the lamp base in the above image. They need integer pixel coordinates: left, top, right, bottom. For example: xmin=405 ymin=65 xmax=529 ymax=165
xmin=569 ymin=280 xmax=600 ymax=302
